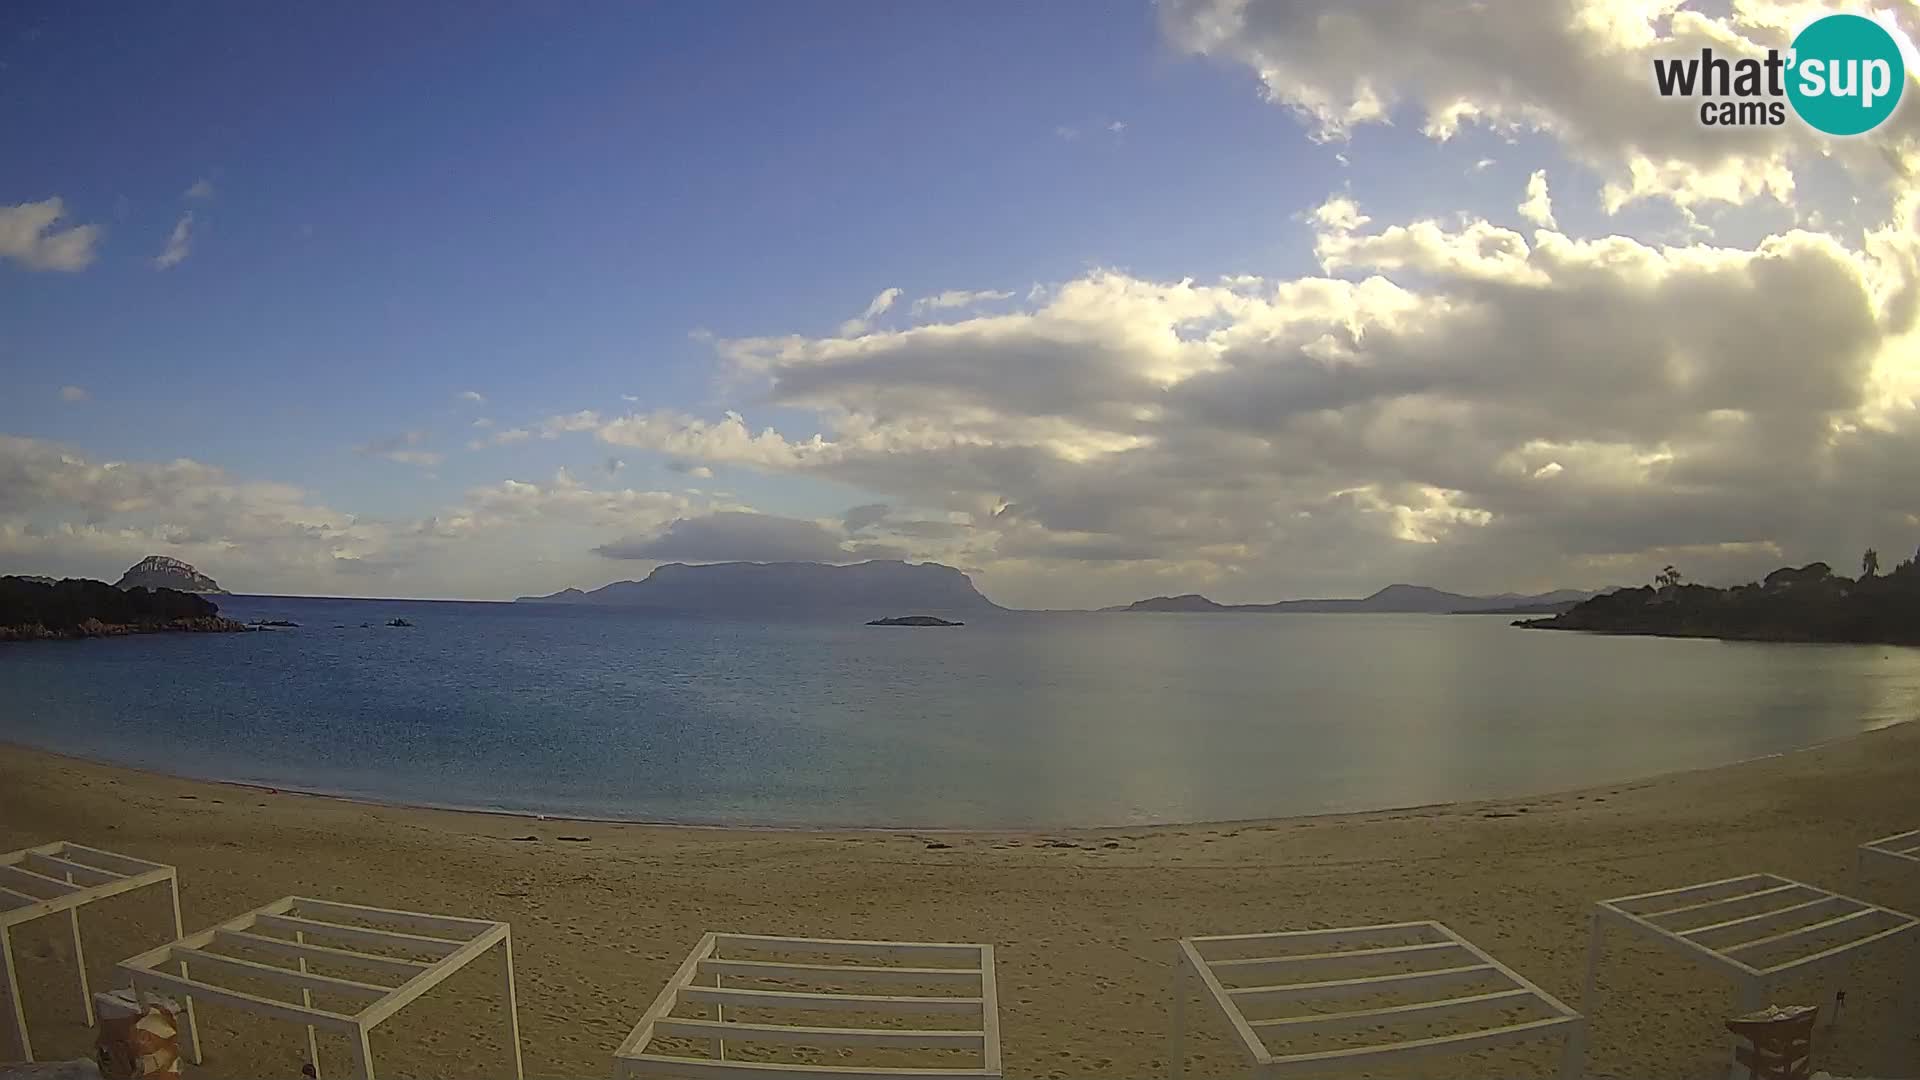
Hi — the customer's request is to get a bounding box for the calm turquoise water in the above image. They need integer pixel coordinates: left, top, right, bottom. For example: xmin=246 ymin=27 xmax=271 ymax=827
xmin=3 ymin=596 xmax=1918 ymax=827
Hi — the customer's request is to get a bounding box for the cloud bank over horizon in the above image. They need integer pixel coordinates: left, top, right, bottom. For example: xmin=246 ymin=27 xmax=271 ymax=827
xmin=6 ymin=1 xmax=1920 ymax=607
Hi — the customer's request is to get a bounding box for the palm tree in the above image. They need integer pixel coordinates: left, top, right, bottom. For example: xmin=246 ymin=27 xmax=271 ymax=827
xmin=1863 ymin=548 xmax=1880 ymax=578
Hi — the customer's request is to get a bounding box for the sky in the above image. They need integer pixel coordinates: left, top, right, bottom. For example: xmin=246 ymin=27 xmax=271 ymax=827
xmin=4 ymin=1 xmax=1920 ymax=608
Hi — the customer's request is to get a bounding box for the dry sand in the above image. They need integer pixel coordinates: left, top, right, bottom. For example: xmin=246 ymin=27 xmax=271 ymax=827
xmin=3 ymin=729 xmax=1918 ymax=1080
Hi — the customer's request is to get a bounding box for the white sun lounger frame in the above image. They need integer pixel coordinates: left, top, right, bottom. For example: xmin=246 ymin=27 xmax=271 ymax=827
xmin=1857 ymin=827 xmax=1920 ymax=883
xmin=613 ymin=932 xmax=1002 ymax=1080
xmin=116 ymin=895 xmax=523 ymax=1080
xmin=0 ymin=840 xmax=185 ymax=1062
xmin=1586 ymin=873 xmax=1919 ymax=1080
xmin=1171 ymin=920 xmax=1585 ymax=1079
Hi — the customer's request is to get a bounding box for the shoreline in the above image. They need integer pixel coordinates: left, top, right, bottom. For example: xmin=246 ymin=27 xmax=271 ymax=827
xmin=7 ymin=723 xmax=1904 ymax=834
xmin=6 ymin=727 xmax=1920 ymax=1078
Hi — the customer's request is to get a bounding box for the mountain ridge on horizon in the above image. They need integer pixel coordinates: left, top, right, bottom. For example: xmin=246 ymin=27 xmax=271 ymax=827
xmin=519 ymin=560 xmax=1597 ymax=616
xmin=1099 ymin=583 xmax=1601 ymax=614
xmin=516 ymin=559 xmax=1004 ymax=614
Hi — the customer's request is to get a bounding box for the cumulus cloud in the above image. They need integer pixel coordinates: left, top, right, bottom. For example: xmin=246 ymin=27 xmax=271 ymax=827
xmin=0 ymin=434 xmax=730 ymax=598
xmin=184 ymin=179 xmax=214 ymax=200
xmin=0 ymin=198 xmax=102 ymax=271
xmin=153 ymin=212 xmax=193 ymax=270
xmin=457 ymin=390 xmax=486 ymax=404
xmin=0 ymin=434 xmax=395 ymax=587
xmin=1518 ymin=170 xmax=1557 ymax=230
xmin=59 ymin=386 xmax=90 ymax=403
xmin=547 ymin=175 xmax=1920 ymax=606
xmin=1157 ymin=0 xmax=1920 ymax=209
xmin=594 ymin=511 xmax=899 ymax=564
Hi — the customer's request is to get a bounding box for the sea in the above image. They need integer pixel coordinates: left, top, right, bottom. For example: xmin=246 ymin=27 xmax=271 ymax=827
xmin=3 ymin=595 xmax=1918 ymax=829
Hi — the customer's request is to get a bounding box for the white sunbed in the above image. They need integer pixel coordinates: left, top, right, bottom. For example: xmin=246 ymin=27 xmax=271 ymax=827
xmin=614 ymin=932 xmax=1002 ymax=1080
xmin=1587 ymin=873 xmax=1919 ymax=1080
xmin=1171 ymin=921 xmax=1585 ymax=1078
xmin=0 ymin=841 xmax=185 ymax=1062
xmin=115 ymin=895 xmax=522 ymax=1080
xmin=1857 ymin=829 xmax=1920 ymax=884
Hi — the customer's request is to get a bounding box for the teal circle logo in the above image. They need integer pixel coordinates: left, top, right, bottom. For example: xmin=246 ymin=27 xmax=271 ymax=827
xmin=1787 ymin=14 xmax=1905 ymax=136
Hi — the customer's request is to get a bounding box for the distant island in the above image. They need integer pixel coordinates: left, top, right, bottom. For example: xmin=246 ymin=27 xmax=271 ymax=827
xmin=867 ymin=615 xmax=963 ymax=627
xmin=1103 ymin=584 xmax=1597 ymax=615
xmin=518 ymin=560 xmax=1001 ymax=617
xmin=113 ymin=555 xmax=229 ymax=594
xmin=1 ymin=576 xmax=247 ymax=641
xmin=1517 ymin=552 xmax=1920 ymax=646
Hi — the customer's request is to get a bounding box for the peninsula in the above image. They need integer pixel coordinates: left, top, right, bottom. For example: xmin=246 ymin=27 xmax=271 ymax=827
xmin=0 ymin=575 xmax=247 ymax=641
xmin=1517 ymin=551 xmax=1920 ymax=645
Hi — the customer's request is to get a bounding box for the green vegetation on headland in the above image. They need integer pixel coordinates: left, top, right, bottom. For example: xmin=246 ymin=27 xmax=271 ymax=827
xmin=1517 ymin=548 xmax=1920 ymax=645
xmin=0 ymin=576 xmax=247 ymax=641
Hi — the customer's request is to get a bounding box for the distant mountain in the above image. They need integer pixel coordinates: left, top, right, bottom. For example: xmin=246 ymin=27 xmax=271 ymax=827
xmin=113 ymin=555 xmax=228 ymax=594
xmin=517 ymin=560 xmax=1001 ymax=616
xmin=10 ymin=575 xmax=57 ymax=586
xmin=1105 ymin=584 xmax=1600 ymax=614
xmin=1101 ymin=594 xmax=1229 ymax=613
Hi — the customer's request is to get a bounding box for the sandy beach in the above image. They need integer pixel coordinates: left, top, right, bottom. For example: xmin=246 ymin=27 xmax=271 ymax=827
xmin=4 ymin=730 xmax=1919 ymax=1080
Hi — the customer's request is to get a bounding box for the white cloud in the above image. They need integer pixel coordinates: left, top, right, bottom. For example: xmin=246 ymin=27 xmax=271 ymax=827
xmin=1054 ymin=125 xmax=1081 ymax=141
xmin=0 ymin=198 xmax=102 ymax=272
xmin=457 ymin=390 xmax=486 ymax=405
xmin=1518 ymin=169 xmax=1557 ymax=230
xmin=557 ymin=179 xmax=1920 ymax=606
xmin=184 ymin=179 xmax=214 ymax=200
xmin=59 ymin=386 xmax=90 ymax=403
xmin=153 ymin=212 xmax=192 ymax=270
xmin=911 ymin=289 xmax=1015 ymax=315
xmin=1107 ymin=120 xmax=1128 ymax=134
xmin=1157 ymin=0 xmax=1920 ymax=210
xmin=838 ymin=287 xmax=904 ymax=337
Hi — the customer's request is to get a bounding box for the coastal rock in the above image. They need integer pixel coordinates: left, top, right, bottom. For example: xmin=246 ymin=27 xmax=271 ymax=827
xmin=866 ymin=615 xmax=963 ymax=626
xmin=113 ymin=555 xmax=228 ymax=594
xmin=0 ymin=576 xmax=246 ymax=641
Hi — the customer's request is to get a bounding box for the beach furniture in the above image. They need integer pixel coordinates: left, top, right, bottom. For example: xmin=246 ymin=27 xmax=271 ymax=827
xmin=0 ymin=842 xmax=185 ymax=1063
xmin=1724 ymin=1004 xmax=1818 ymax=1080
xmin=1169 ymin=921 xmax=1585 ymax=1079
xmin=613 ymin=933 xmax=1002 ymax=1079
xmin=1857 ymin=828 xmax=1920 ymax=884
xmin=1586 ymin=874 xmax=1918 ymax=1080
xmin=115 ymin=896 xmax=522 ymax=1080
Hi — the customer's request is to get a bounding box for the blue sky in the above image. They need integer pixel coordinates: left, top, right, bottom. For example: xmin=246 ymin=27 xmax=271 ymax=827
xmin=5 ymin=2 xmax=1919 ymax=605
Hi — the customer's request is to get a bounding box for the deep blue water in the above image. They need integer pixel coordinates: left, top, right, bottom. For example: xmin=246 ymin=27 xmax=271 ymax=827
xmin=3 ymin=596 xmax=1918 ymax=827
